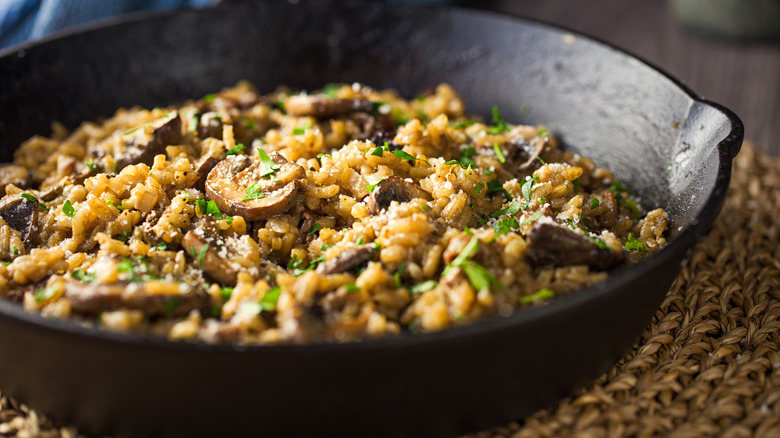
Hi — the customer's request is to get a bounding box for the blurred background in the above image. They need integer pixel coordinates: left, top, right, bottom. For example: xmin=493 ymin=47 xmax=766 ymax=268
xmin=1 ymin=0 xmax=778 ymax=154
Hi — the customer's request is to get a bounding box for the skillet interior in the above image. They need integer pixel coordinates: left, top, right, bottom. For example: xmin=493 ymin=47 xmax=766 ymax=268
xmin=0 ymin=1 xmax=743 ymax=437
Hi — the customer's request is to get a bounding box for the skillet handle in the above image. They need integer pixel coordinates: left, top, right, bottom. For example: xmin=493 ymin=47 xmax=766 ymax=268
xmin=701 ymin=99 xmax=744 ymax=160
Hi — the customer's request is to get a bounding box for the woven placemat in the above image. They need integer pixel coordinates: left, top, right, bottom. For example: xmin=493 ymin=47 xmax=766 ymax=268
xmin=2 ymin=142 xmax=779 ymax=438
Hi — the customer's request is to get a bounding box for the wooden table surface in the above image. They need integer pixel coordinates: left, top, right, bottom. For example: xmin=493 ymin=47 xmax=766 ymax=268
xmin=477 ymin=0 xmax=780 ymax=155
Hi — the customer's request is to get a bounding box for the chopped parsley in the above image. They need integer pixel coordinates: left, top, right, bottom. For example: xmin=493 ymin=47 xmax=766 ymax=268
xmin=86 ymin=158 xmax=97 ymax=172
xmin=520 ymin=288 xmax=555 ymax=304
xmin=226 ymin=143 xmax=246 ymax=155
xmin=490 ymin=201 xmax=523 ymax=218
xmin=459 ymin=145 xmax=477 ymax=168
xmin=591 ymin=198 xmax=600 ymax=209
xmin=197 ymin=244 xmax=209 ymax=266
xmin=220 ymin=287 xmax=233 ymax=302
xmin=474 ymin=183 xmax=484 ymax=194
xmin=588 ymin=236 xmax=610 ymax=250
xmin=242 ymin=182 xmax=266 ymax=201
xmin=537 ymin=128 xmax=550 ymax=137
xmin=394 ymin=262 xmax=406 ymax=288
xmin=307 ymin=223 xmax=323 ymax=236
xmin=450 ymin=119 xmax=476 ymax=129
xmin=322 ymin=83 xmax=341 ymax=98
xmin=393 ymin=150 xmax=430 ymax=166
xmin=624 ymin=233 xmax=648 ymax=253
xmin=493 ymin=217 xmax=519 ymax=236
xmin=519 ymin=211 xmax=543 ymax=227
xmin=11 ymin=247 xmax=18 ymax=255
xmin=292 ymin=120 xmax=313 ymax=135
xmin=366 ymin=178 xmax=386 ymax=193
xmin=189 ymin=109 xmax=200 ymax=132
xmin=34 ymin=288 xmax=55 ymax=303
xmin=71 ymin=269 xmax=95 ymax=283
xmin=20 ymin=193 xmax=49 ymax=211
xmin=288 ymin=254 xmax=325 ymax=277
xmin=345 ymin=283 xmax=361 ymax=293
xmin=572 ymin=178 xmax=580 ymax=194
xmin=486 ymin=106 xmax=510 ymax=134
xmin=256 ymin=149 xmax=282 ymax=178
xmin=203 ymin=93 xmax=216 ymax=104
xmin=260 ymin=286 xmax=281 ymax=311
xmin=521 ymin=175 xmax=539 ymax=207
xmin=410 ymin=280 xmax=438 ymax=294
xmin=370 ymin=147 xmax=386 ymax=158
xmin=195 ymin=199 xmax=223 ymax=219
xmin=156 ymin=241 xmax=168 ymax=251
xmin=486 ymin=179 xmax=509 ymax=200
xmin=446 ymin=237 xmax=502 ymax=292
xmin=116 ymin=257 xmax=160 ymax=282
xmin=493 ymin=143 xmax=506 ymax=164
xmin=62 ymin=200 xmax=76 ymax=218
xmin=317 ymin=153 xmax=331 ymax=159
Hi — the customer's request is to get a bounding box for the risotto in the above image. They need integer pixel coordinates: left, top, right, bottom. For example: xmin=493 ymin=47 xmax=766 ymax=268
xmin=0 ymin=82 xmax=667 ymax=344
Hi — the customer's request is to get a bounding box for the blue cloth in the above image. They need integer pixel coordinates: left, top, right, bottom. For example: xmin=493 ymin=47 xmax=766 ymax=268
xmin=0 ymin=0 xmax=216 ymax=49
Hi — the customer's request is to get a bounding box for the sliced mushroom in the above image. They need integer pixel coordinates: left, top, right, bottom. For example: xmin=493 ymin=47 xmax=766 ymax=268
xmin=115 ymin=112 xmax=182 ymax=171
xmin=65 ymin=280 xmax=211 ymax=318
xmin=594 ymin=190 xmax=618 ymax=228
xmin=525 ymin=222 xmax=624 ymax=271
xmin=315 ymin=245 xmax=376 ymax=275
xmin=366 ymin=176 xmax=432 ymax=215
xmin=508 ymin=137 xmax=547 ymax=173
xmin=285 ymin=94 xmax=375 ymax=118
xmin=0 ymin=164 xmax=30 ymax=197
xmin=0 ymin=195 xmax=38 ymax=245
xmin=205 ymin=152 xmax=305 ymax=221
xmin=182 ymin=215 xmax=261 ymax=286
xmin=198 ymin=112 xmax=223 ymax=139
xmin=192 ymin=154 xmax=221 ymax=192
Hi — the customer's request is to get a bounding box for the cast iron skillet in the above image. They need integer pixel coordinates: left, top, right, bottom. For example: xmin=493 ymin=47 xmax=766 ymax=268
xmin=0 ymin=1 xmax=743 ymax=437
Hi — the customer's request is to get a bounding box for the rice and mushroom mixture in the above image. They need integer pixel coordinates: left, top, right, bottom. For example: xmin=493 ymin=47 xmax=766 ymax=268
xmin=0 ymin=82 xmax=668 ymax=344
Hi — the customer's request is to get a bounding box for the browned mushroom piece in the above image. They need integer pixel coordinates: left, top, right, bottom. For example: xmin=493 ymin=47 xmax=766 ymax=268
xmin=365 ymin=176 xmax=433 ymax=215
xmin=285 ymin=94 xmax=375 ymax=119
xmin=65 ymin=280 xmax=211 ymax=318
xmin=115 ymin=112 xmax=182 ymax=171
xmin=507 ymin=137 xmax=547 ymax=173
xmin=192 ymin=154 xmax=221 ymax=192
xmin=315 ymin=245 xmax=376 ymax=275
xmin=198 ymin=112 xmax=223 ymax=139
xmin=181 ymin=215 xmax=243 ymax=286
xmin=0 ymin=164 xmax=30 ymax=197
xmin=205 ymin=152 xmax=305 ymax=221
xmin=594 ymin=190 xmax=619 ymax=228
xmin=279 ymin=303 xmax=328 ymax=344
xmin=525 ymin=222 xmax=624 ymax=271
xmin=0 ymin=195 xmax=38 ymax=245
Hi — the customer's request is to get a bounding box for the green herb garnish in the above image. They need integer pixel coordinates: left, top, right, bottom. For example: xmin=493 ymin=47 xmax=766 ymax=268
xmin=197 ymin=244 xmax=209 ymax=266
xmin=520 ymin=288 xmax=554 ymax=304
xmin=366 ymin=178 xmax=386 ymax=193
xmin=86 ymin=158 xmax=97 ymax=172
xmin=203 ymin=93 xmax=216 ymax=104
xmin=322 ymin=83 xmax=340 ymax=98
xmin=156 ymin=241 xmax=168 ymax=251
xmin=20 ymin=193 xmax=48 ymax=211
xmin=220 ymin=287 xmax=233 ymax=302
xmin=62 ymin=200 xmax=76 ymax=218
xmin=260 ymin=286 xmax=281 ymax=311
xmin=486 ymin=106 xmax=510 ymax=134
xmin=226 ymin=143 xmax=246 ymax=155
xmin=242 ymin=182 xmax=266 ymax=202
xmin=345 ymin=283 xmax=361 ymax=293
xmin=256 ymin=149 xmax=281 ymax=178
xmin=490 ymin=202 xmax=523 ymax=218
xmin=493 ymin=217 xmax=519 ymax=236
xmin=34 ymin=288 xmax=54 ymax=303
xmin=72 ymin=269 xmax=95 ymax=283
xmin=474 ymin=183 xmax=484 ymax=194
xmin=393 ymin=150 xmax=430 ymax=166
xmin=307 ymin=223 xmax=323 ymax=236
xmin=519 ymin=211 xmax=543 ymax=227
xmin=394 ymin=262 xmax=406 ymax=288
xmin=410 ymin=280 xmax=437 ymax=294
xmin=493 ymin=143 xmax=506 ymax=164
xmin=591 ymin=198 xmax=600 ymax=209
xmin=624 ymin=233 xmax=648 ymax=253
